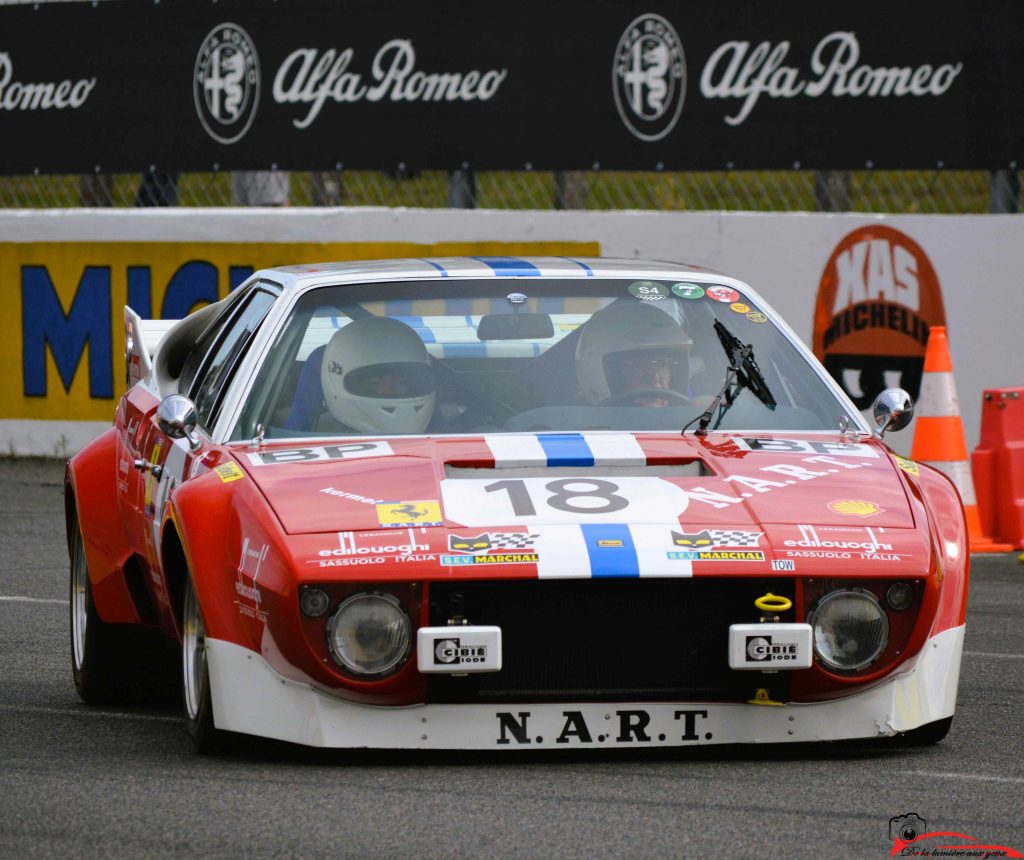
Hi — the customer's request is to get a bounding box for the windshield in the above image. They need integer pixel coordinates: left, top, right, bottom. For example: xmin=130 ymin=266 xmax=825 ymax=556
xmin=230 ymin=277 xmax=857 ymax=440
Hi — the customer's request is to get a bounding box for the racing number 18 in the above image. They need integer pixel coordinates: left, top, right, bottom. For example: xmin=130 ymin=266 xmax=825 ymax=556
xmin=484 ymin=479 xmax=629 ymax=515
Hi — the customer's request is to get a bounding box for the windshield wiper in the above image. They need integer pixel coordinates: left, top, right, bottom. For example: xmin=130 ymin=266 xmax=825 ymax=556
xmin=686 ymin=320 xmax=776 ymax=436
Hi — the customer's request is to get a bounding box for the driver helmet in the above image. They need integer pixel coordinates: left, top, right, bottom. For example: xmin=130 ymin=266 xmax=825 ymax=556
xmin=321 ymin=317 xmax=435 ymax=434
xmin=576 ymin=301 xmax=692 ymax=404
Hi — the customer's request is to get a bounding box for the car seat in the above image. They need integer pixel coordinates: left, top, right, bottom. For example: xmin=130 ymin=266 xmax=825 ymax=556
xmin=283 ymin=345 xmax=326 ymax=431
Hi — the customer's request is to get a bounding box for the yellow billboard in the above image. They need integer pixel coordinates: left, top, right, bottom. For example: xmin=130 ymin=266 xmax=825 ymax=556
xmin=3 ymin=240 xmax=599 ymax=421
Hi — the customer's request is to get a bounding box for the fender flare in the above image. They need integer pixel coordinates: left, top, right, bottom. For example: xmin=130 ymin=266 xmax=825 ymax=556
xmin=65 ymin=427 xmax=139 ymax=624
xmin=916 ymin=462 xmax=971 ymax=633
xmin=162 ymin=469 xmax=250 ymax=647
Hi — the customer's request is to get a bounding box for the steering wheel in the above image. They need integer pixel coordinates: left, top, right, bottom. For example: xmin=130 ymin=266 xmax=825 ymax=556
xmin=600 ymin=388 xmax=690 ymax=407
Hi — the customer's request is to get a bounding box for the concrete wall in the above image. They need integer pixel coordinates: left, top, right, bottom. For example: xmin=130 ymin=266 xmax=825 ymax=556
xmin=3 ymin=207 xmax=1019 ymax=457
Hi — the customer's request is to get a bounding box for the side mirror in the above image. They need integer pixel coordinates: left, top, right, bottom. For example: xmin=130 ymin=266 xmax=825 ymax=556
xmin=157 ymin=394 xmax=202 ymax=452
xmin=871 ymin=388 xmax=914 ymax=437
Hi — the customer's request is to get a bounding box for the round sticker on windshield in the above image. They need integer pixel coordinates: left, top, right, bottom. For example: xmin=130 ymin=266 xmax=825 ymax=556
xmin=628 ymin=281 xmax=670 ymax=301
xmin=671 ymin=283 xmax=705 ymax=299
xmin=729 ymin=302 xmax=750 ymax=314
xmin=706 ymin=286 xmax=740 ymax=303
xmin=746 ymin=311 xmax=768 ymax=323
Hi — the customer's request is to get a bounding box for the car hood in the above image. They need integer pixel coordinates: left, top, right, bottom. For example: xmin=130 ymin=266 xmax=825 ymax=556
xmin=235 ymin=431 xmax=916 ymax=535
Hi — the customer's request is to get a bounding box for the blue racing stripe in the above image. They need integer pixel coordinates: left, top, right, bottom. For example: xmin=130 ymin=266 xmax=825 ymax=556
xmin=441 ymin=343 xmax=489 ymax=357
xmin=472 ymin=257 xmax=541 ymax=277
xmin=582 ymin=524 xmax=639 ymax=578
xmin=421 ymin=259 xmax=449 ymax=277
xmin=536 ymin=433 xmax=594 ymax=466
xmin=562 ymin=257 xmax=594 ymax=276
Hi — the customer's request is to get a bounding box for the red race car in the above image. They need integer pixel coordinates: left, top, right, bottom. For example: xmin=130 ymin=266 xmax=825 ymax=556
xmin=65 ymin=257 xmax=967 ymax=752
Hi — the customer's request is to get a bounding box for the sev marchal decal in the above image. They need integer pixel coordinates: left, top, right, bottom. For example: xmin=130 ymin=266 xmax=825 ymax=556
xmin=668 ymin=528 xmax=765 ymax=562
xmin=442 ymin=532 xmax=540 ymax=566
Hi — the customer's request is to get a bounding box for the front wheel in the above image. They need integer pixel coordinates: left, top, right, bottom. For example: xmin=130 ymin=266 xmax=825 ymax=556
xmin=181 ymin=575 xmax=228 ymax=753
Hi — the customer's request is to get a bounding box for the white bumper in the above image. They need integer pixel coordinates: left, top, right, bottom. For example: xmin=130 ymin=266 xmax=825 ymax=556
xmin=206 ymin=625 xmax=963 ymax=749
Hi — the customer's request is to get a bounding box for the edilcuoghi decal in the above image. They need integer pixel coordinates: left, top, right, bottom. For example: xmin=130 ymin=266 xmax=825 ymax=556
xmin=0 ymin=51 xmax=96 ymax=112
xmin=813 ymin=226 xmax=947 ymax=410
xmin=235 ymin=536 xmax=269 ymax=622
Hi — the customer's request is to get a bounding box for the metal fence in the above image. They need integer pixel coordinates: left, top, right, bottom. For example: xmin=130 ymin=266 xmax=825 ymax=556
xmin=0 ymin=169 xmax=1018 ymax=213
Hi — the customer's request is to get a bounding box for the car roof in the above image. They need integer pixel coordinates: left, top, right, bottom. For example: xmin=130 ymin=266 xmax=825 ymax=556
xmin=253 ymin=257 xmax=736 ymax=289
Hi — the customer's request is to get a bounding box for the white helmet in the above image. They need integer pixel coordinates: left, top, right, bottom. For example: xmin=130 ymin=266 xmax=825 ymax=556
xmin=321 ymin=317 xmax=435 ymax=434
xmin=576 ymin=301 xmax=692 ymax=404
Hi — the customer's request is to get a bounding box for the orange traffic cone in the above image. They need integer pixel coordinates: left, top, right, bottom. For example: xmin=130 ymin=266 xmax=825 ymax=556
xmin=912 ymin=327 xmax=1012 ymax=552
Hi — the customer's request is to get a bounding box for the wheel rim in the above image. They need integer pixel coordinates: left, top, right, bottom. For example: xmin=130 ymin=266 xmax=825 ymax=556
xmin=70 ymin=529 xmax=88 ymax=671
xmin=182 ymin=582 xmax=206 ymax=721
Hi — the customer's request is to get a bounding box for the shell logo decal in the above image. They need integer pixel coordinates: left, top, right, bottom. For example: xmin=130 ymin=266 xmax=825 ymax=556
xmin=828 ymin=499 xmax=884 ymax=517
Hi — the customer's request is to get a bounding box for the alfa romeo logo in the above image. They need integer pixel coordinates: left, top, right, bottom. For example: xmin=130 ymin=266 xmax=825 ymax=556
xmin=612 ymin=13 xmax=686 ymax=142
xmin=194 ymin=22 xmax=260 ymax=144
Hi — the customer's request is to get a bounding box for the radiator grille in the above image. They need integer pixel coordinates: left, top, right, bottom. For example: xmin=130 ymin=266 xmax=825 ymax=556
xmin=426 ymin=578 xmax=794 ymax=704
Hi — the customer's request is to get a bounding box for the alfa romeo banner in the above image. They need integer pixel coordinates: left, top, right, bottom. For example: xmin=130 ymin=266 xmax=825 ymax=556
xmin=1 ymin=0 xmax=1021 ymax=173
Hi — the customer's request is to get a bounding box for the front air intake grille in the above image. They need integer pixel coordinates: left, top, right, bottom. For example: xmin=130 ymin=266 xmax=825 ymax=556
xmin=426 ymin=577 xmax=793 ymax=704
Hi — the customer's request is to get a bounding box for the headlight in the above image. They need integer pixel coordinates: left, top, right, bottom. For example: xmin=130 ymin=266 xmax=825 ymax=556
xmin=326 ymin=592 xmax=411 ymax=676
xmin=808 ymin=589 xmax=889 ymax=672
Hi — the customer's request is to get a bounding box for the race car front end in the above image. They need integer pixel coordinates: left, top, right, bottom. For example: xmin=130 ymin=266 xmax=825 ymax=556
xmin=202 ymin=565 xmax=963 ymax=749
xmin=195 ymin=431 xmax=966 ymax=750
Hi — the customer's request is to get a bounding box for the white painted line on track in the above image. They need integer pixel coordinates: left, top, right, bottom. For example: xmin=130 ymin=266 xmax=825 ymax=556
xmin=0 ymin=703 xmax=179 ymax=723
xmin=964 ymin=650 xmax=1024 ymax=659
xmin=0 ymin=595 xmax=68 ymax=604
xmin=902 ymin=770 xmax=1024 ymax=786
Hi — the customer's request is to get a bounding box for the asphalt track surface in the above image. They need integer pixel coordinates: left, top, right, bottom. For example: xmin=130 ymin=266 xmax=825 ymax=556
xmin=2 ymin=456 xmax=1023 ymax=860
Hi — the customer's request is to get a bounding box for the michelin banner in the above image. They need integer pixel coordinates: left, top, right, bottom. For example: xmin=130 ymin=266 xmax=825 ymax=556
xmin=2 ymin=208 xmax=1021 ymax=456
xmin=1 ymin=235 xmax=598 ymax=451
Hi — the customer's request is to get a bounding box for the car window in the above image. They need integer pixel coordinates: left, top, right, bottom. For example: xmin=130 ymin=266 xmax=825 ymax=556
xmin=192 ymin=289 xmax=276 ymax=431
xmin=230 ymin=278 xmax=856 ymax=440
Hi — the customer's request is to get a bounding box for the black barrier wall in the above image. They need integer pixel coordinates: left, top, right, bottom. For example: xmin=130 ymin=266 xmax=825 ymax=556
xmin=1 ymin=0 xmax=1021 ymax=174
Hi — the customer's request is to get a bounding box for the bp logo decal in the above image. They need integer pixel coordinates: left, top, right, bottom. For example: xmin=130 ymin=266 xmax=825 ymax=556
xmin=612 ymin=13 xmax=686 ymax=142
xmin=194 ymin=22 xmax=261 ymax=144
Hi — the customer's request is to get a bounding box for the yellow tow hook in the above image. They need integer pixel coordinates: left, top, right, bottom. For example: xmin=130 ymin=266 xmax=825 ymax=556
xmin=754 ymin=593 xmax=792 ymax=616
xmin=747 ymin=593 xmax=793 ymax=706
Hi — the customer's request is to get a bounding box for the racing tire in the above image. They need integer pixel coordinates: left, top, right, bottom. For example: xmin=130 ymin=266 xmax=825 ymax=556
xmin=70 ymin=514 xmax=130 ymax=705
xmin=181 ymin=575 xmax=229 ymax=754
xmin=70 ymin=510 xmax=179 ymax=706
xmin=895 ymin=716 xmax=953 ymax=746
